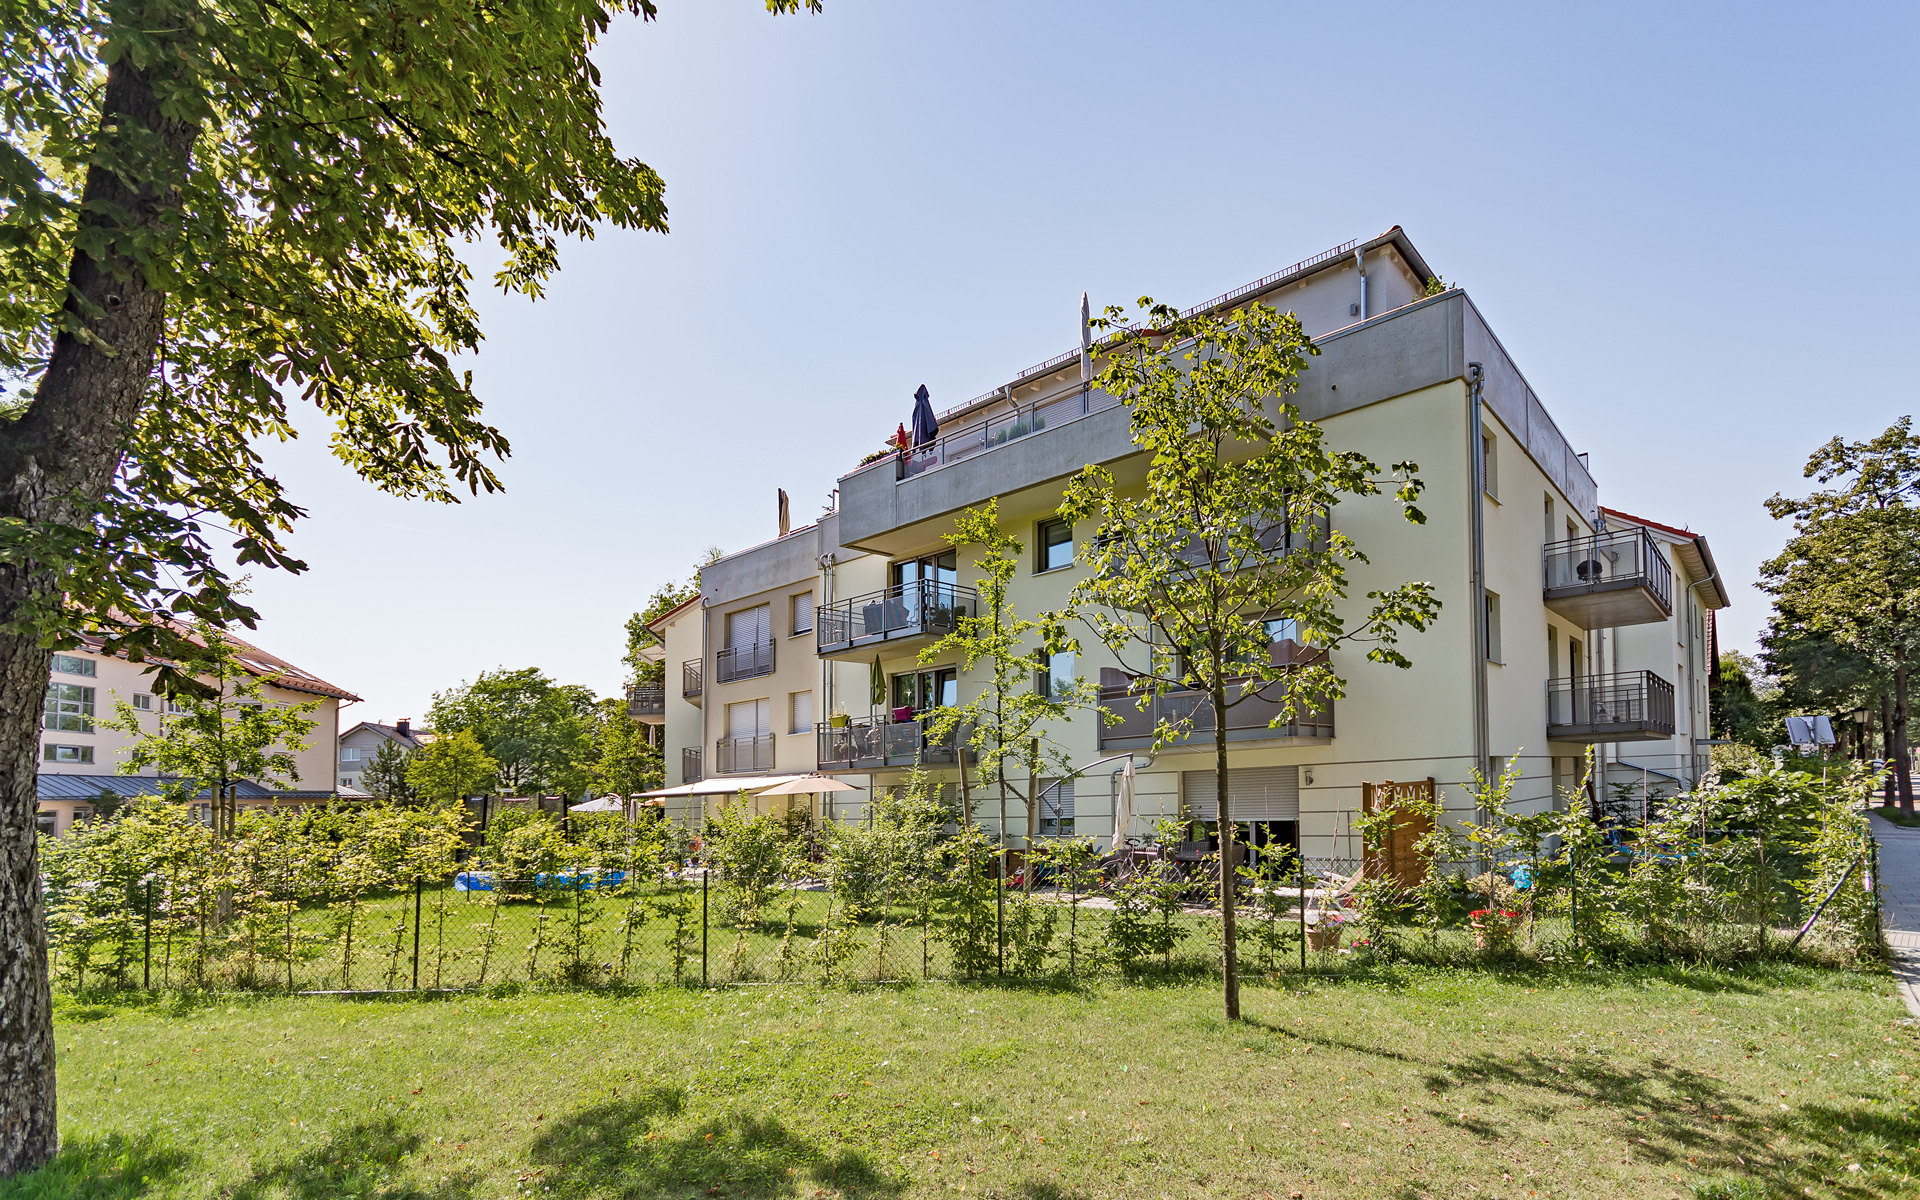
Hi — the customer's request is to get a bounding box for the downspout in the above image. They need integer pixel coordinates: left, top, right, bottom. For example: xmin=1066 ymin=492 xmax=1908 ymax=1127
xmin=1354 ymin=248 xmax=1368 ymax=320
xmin=1467 ymin=363 xmax=1490 ymax=823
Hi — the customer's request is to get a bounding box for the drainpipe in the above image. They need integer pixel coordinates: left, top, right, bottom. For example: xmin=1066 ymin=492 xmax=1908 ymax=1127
xmin=1467 ymin=364 xmax=1490 ymax=820
xmin=1354 ymin=248 xmax=1368 ymax=320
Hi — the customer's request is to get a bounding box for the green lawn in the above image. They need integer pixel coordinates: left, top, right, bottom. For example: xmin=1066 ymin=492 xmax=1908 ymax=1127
xmin=13 ymin=964 xmax=1919 ymax=1200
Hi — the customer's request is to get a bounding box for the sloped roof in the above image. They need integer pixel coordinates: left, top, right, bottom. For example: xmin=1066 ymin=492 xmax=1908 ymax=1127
xmin=1600 ymin=507 xmax=1732 ymax=610
xmin=36 ymin=774 xmax=337 ymax=802
xmin=80 ymin=623 xmax=360 ymax=702
xmin=341 ymin=721 xmax=429 ymax=752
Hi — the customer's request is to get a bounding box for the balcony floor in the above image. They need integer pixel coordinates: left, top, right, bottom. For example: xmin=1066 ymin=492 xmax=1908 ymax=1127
xmin=817 ymin=628 xmax=946 ymax=663
xmin=1546 ymin=720 xmax=1675 ymax=744
xmin=1543 ymin=581 xmax=1671 ymax=629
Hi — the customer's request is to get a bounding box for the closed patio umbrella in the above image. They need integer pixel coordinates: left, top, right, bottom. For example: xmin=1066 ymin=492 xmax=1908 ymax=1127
xmin=1111 ymin=755 xmax=1135 ymax=851
xmin=870 ymin=655 xmax=885 ymax=708
xmin=911 ymin=384 xmax=939 ymax=448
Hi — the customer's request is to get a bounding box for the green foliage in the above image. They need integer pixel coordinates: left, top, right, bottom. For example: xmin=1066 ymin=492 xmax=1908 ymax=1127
xmin=359 ymin=738 xmax=417 ymax=803
xmin=100 ymin=622 xmax=320 ymax=836
xmin=704 ymin=801 xmax=795 ymax=930
xmin=590 ymin=699 xmax=662 ymax=797
xmin=1106 ymin=837 xmax=1193 ymax=975
xmin=406 ymin=729 xmax=499 ymax=808
xmin=934 ymin=821 xmax=1002 ymax=978
xmin=1711 ymin=651 xmax=1784 ymax=749
xmin=427 ymin=668 xmax=594 ymax=796
xmin=624 ymin=573 xmax=700 ymax=688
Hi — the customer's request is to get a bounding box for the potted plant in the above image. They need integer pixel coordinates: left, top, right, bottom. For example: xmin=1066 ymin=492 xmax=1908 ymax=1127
xmin=828 ymin=708 xmax=850 ymax=729
xmin=1305 ymin=910 xmax=1345 ymax=952
xmin=1470 ymin=909 xmax=1521 ymax=951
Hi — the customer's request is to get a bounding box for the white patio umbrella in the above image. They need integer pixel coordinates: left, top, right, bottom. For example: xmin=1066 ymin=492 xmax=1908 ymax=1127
xmin=751 ymin=775 xmax=860 ymax=797
xmin=568 ymin=795 xmax=624 ymax=813
xmin=1111 ymin=756 xmax=1135 ymax=851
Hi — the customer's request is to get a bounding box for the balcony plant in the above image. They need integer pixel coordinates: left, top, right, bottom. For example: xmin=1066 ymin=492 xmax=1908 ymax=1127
xmin=829 ymin=707 xmax=850 ymax=729
xmin=1304 ymin=909 xmax=1346 ymax=952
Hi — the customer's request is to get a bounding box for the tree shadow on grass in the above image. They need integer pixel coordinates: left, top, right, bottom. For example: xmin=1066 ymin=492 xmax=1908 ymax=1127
xmin=0 ymin=1131 xmax=194 ymax=1200
xmin=227 ymin=1115 xmax=477 ymax=1200
xmin=529 ymin=1089 xmax=903 ymax=1199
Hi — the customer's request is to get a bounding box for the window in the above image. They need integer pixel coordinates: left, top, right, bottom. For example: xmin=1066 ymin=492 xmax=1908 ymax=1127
xmin=1483 ymin=590 xmax=1502 ymax=663
xmin=726 ymin=698 xmax=771 ymax=740
xmin=790 ymin=591 xmax=814 ymax=636
xmin=1481 ymin=432 xmax=1498 ymax=498
xmin=164 ymin=699 xmax=187 ymax=715
xmin=1544 ymin=496 xmax=1555 ymax=544
xmin=341 ymin=747 xmax=361 ymax=762
xmin=789 ymin=690 xmax=813 ymax=735
xmin=51 ymin=653 xmax=95 ymax=677
xmin=891 ymin=552 xmax=957 ymax=590
xmin=1568 ymin=637 xmax=1582 ymax=681
xmin=1037 ymin=778 xmax=1075 ymax=835
xmin=726 ymin=604 xmax=772 ymax=649
xmin=132 ymin=693 xmax=152 ymax=711
xmin=1037 ymin=519 xmax=1074 ymax=572
xmin=341 ymin=777 xmax=352 ymax=788
xmin=1034 ymin=648 xmax=1076 ymax=699
xmin=42 ymin=683 xmax=95 ymax=732
xmin=43 ymin=744 xmax=93 ymax=764
xmin=1547 ymin=627 xmax=1559 ymax=679
xmin=1263 ymin=616 xmax=1299 ymax=646
xmin=891 ymin=668 xmax=957 ymax=713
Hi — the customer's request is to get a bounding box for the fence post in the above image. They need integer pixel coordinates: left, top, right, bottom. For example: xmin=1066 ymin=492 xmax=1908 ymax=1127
xmin=143 ymin=878 xmax=153 ymax=990
xmin=996 ymin=848 xmax=1004 ymax=978
xmin=701 ymin=867 xmax=709 ymax=988
xmin=1298 ymin=857 xmax=1307 ymax=972
xmin=411 ymin=877 xmax=423 ymax=990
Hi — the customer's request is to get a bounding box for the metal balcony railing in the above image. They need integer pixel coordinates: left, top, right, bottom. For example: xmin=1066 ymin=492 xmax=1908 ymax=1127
xmin=1546 ymin=670 xmax=1676 ymax=742
xmin=682 ymin=747 xmax=703 ymax=784
xmin=714 ymin=734 xmax=774 ymax=775
xmin=681 ymin=658 xmax=703 ymax=698
xmin=816 ymin=580 xmax=977 ymax=657
xmin=625 ymin=684 xmax=665 ymax=718
xmin=816 ymin=715 xmax=973 ymax=771
xmin=1542 ymin=525 xmax=1673 ymax=626
xmin=714 ymin=639 xmax=773 ymax=685
xmin=1097 ymin=675 xmax=1333 ymax=750
xmin=895 ymin=384 xmax=1120 ymax=480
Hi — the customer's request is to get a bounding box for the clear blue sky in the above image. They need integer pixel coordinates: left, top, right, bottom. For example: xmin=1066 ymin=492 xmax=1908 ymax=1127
xmin=244 ymin=1 xmax=1919 ymax=725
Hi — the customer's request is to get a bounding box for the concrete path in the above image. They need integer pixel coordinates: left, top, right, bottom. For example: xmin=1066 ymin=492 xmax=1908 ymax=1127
xmin=1869 ymin=812 xmax=1920 ymax=1019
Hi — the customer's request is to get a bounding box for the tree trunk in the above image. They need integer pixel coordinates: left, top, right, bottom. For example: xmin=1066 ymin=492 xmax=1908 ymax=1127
xmin=0 ymin=54 xmax=197 ymax=1176
xmin=1215 ymin=679 xmax=1239 ymax=1021
xmin=1896 ymin=656 xmax=1912 ymax=814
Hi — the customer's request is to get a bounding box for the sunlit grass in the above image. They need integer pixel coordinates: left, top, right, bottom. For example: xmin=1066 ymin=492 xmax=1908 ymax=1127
xmin=11 ymin=962 xmax=1918 ymax=1199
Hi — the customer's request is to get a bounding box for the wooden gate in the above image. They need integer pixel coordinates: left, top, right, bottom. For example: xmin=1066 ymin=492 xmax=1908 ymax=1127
xmin=1360 ymin=778 xmax=1435 ymax=890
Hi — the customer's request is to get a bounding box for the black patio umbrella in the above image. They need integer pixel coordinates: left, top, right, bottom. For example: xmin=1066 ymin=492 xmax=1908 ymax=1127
xmin=911 ymin=384 xmax=939 ymax=448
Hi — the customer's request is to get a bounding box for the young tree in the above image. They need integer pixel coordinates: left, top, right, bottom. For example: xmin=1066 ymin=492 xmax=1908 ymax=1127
xmin=406 ymin=730 xmax=500 ymax=809
xmin=1710 ymin=651 xmax=1785 ymax=750
xmin=0 ymin=0 xmax=819 ymax=1169
xmin=625 ymin=575 xmax=700 ymax=689
xmin=359 ymin=739 xmax=418 ymax=804
xmin=101 ymin=625 xmax=320 ymax=840
xmin=1760 ymin=418 xmax=1920 ymax=810
xmin=922 ymin=502 xmax=1089 ymax=883
xmin=593 ymin=701 xmax=664 ymax=797
xmin=1059 ymin=299 xmax=1439 ymax=1020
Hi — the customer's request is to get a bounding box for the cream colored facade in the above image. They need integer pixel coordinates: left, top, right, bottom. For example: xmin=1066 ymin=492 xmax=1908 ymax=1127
xmin=37 ymin=635 xmax=356 ymax=836
xmin=649 ymin=227 xmax=1728 ymax=855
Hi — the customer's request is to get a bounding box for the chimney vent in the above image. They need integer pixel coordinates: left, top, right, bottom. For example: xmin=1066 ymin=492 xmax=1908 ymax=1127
xmin=396 ymin=718 xmax=411 ymax=739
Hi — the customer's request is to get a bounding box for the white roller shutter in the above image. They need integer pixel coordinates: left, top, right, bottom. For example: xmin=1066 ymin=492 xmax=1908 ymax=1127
xmin=1039 ymin=778 xmax=1075 ymax=829
xmin=727 ymin=698 xmax=770 ymax=740
xmin=727 ymin=604 xmax=771 ymax=648
xmin=1181 ymin=765 xmax=1299 ymax=821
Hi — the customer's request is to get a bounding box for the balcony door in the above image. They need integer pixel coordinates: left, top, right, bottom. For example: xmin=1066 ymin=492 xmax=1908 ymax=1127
xmin=891 ymin=552 xmax=957 ymax=631
xmin=727 ymin=698 xmax=770 ymax=742
xmin=892 ymin=668 xmax=956 ymax=716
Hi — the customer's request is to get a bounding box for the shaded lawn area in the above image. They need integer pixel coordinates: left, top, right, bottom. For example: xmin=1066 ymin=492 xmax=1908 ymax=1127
xmin=13 ymin=964 xmax=1920 ymax=1200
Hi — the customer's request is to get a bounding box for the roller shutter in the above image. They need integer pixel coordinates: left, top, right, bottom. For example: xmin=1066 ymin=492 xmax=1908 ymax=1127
xmin=1182 ymin=765 xmax=1299 ymax=821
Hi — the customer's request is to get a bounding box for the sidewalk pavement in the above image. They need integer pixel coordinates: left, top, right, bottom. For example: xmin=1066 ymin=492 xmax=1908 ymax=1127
xmin=1869 ymin=812 xmax=1920 ymax=1019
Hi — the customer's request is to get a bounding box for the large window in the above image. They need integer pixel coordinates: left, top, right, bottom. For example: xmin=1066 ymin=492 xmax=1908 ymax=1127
xmin=891 ymin=552 xmax=957 ymax=590
xmin=43 ymin=744 xmax=92 ymax=764
xmin=891 ymin=668 xmax=956 ymax=714
xmin=1037 ymin=519 xmax=1074 ymax=573
xmin=43 ymin=683 xmax=95 ymax=733
xmin=51 ymin=654 xmax=95 ymax=677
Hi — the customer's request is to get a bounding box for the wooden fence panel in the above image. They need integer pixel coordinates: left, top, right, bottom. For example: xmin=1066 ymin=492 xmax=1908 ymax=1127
xmin=1360 ymin=778 xmax=1435 ymax=890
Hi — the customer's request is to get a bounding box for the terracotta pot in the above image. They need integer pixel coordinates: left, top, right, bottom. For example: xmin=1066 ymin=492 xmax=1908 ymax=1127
xmin=1306 ymin=925 xmax=1343 ymax=952
xmin=1471 ymin=921 xmax=1514 ymax=952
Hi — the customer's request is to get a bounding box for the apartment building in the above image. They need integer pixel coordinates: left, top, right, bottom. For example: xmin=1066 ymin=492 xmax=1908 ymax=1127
xmin=647 ymin=227 xmax=1728 ymax=855
xmin=37 ymin=632 xmax=358 ymax=836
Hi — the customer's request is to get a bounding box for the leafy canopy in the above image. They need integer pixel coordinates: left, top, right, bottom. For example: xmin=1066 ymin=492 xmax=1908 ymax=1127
xmin=0 ymin=0 xmax=816 ymax=665
xmin=426 ymin=667 xmax=593 ymax=796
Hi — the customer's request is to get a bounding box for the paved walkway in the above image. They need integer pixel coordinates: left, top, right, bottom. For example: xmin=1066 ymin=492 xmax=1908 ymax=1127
xmin=1869 ymin=812 xmax=1920 ymax=1019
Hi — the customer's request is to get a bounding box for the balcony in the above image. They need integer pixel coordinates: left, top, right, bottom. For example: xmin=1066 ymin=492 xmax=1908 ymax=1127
xmin=714 ymin=734 xmax=774 ymax=776
xmin=1097 ymin=675 xmax=1334 ymax=751
xmin=1543 ymin=526 xmax=1672 ymax=629
xmin=816 ymin=715 xmax=974 ymax=772
xmin=682 ymin=747 xmax=703 ymax=784
xmin=816 ymin=581 xmax=977 ymax=661
xmin=626 ymin=684 xmax=665 ymax=724
xmin=714 ymin=639 xmax=773 ymax=685
xmin=1546 ymin=670 xmax=1676 ymax=743
xmin=681 ymin=658 xmax=703 ymax=702
xmin=895 ymin=384 xmax=1120 ymax=481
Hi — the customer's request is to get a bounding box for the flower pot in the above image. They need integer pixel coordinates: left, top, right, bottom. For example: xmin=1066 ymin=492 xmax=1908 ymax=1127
xmin=1471 ymin=920 xmax=1516 ymax=952
xmin=829 ymin=714 xmax=849 ymax=728
xmin=1306 ymin=925 xmax=1343 ymax=952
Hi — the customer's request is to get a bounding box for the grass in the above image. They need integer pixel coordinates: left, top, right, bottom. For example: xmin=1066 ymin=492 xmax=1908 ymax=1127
xmin=11 ymin=963 xmax=1919 ymax=1200
xmin=1872 ymin=806 xmax=1920 ymax=829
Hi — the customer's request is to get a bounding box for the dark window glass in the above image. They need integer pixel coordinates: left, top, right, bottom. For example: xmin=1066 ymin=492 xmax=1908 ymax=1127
xmin=891 ymin=668 xmax=957 ymax=713
xmin=1038 ymin=519 xmax=1073 ymax=572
